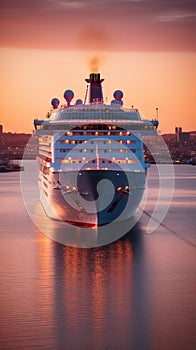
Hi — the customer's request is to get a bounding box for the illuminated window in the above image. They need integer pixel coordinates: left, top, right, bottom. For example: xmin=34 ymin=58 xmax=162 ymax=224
xmin=60 ymin=159 xmax=69 ymax=163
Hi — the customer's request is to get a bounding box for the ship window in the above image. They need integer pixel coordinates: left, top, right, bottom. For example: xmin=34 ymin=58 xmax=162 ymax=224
xmin=92 ymin=160 xmax=95 ymax=163
xmin=102 ymin=160 xmax=105 ymax=163
xmin=60 ymin=159 xmax=69 ymax=163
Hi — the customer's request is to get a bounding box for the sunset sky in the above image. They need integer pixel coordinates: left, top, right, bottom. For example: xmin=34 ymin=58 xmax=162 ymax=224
xmin=0 ymin=0 xmax=196 ymax=134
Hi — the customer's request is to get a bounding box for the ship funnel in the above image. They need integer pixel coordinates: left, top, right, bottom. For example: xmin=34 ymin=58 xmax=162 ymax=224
xmin=85 ymin=73 xmax=104 ymax=104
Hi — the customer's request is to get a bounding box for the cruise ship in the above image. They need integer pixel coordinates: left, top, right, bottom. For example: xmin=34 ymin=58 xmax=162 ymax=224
xmin=34 ymin=73 xmax=158 ymax=227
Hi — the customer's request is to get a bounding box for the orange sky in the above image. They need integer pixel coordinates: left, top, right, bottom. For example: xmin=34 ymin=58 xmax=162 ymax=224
xmin=0 ymin=0 xmax=196 ymax=134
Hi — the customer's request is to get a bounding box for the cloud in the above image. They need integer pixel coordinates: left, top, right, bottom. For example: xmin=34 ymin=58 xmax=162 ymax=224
xmin=157 ymin=11 xmax=196 ymax=22
xmin=46 ymin=0 xmax=90 ymax=10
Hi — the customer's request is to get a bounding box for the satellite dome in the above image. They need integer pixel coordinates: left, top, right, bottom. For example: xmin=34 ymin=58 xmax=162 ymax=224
xmin=111 ymin=99 xmax=123 ymax=105
xmin=64 ymin=89 xmax=74 ymax=102
xmin=75 ymin=99 xmax=83 ymax=105
xmin=113 ymin=90 xmax=123 ymax=100
xmin=51 ymin=98 xmax=60 ymax=108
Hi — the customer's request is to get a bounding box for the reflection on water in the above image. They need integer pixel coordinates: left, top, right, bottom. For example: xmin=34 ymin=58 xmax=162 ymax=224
xmin=35 ymin=223 xmax=151 ymax=350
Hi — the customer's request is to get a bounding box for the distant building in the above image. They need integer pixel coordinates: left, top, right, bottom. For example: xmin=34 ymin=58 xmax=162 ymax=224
xmin=175 ymin=127 xmax=190 ymax=145
xmin=0 ymin=125 xmax=3 ymax=134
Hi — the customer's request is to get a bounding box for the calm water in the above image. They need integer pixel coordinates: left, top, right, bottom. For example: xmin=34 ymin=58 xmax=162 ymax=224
xmin=0 ymin=165 xmax=195 ymax=350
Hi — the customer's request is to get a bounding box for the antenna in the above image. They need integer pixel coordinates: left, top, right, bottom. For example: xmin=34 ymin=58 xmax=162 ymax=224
xmin=156 ymin=107 xmax=159 ymax=120
xmin=84 ymin=84 xmax=89 ymax=104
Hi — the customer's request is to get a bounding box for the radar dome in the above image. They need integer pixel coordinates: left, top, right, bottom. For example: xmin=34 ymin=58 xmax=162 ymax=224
xmin=111 ymin=99 xmax=123 ymax=105
xmin=113 ymin=90 xmax=123 ymax=100
xmin=75 ymin=99 xmax=83 ymax=105
xmin=51 ymin=98 xmax=60 ymax=108
xmin=64 ymin=89 xmax=74 ymax=102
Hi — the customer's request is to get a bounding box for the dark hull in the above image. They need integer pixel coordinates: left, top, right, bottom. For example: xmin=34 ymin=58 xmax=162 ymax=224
xmin=39 ymin=169 xmax=145 ymax=227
